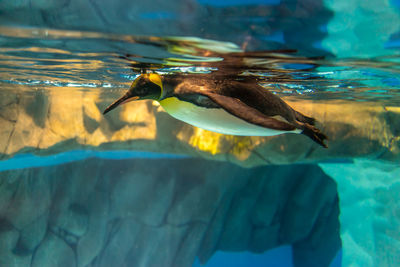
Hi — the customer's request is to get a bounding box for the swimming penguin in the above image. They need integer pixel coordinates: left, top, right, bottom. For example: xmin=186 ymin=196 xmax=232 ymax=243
xmin=103 ymin=73 xmax=328 ymax=147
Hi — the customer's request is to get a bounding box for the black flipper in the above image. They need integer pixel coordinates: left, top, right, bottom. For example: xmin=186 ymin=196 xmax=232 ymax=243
xmin=174 ymin=82 xmax=328 ymax=148
xmin=301 ymin=123 xmax=328 ymax=148
xmin=198 ymin=92 xmax=297 ymax=131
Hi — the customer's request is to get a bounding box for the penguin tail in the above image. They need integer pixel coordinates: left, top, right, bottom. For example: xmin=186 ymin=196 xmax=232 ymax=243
xmin=295 ymin=111 xmax=316 ymax=125
xmin=301 ymin=123 xmax=328 ymax=148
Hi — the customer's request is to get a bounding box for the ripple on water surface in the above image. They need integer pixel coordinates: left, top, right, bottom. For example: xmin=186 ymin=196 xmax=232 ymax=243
xmin=0 ymin=26 xmax=400 ymax=106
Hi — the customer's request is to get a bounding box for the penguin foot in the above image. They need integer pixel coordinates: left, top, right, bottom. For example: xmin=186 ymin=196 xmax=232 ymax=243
xmin=301 ymin=123 xmax=328 ymax=148
xmin=295 ymin=111 xmax=316 ymax=125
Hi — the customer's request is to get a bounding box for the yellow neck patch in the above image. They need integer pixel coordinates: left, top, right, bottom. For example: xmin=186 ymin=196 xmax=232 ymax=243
xmin=147 ymin=73 xmax=163 ymax=99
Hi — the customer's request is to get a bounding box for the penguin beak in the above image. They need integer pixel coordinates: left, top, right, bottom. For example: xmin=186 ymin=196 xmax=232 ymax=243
xmin=103 ymin=94 xmax=140 ymax=114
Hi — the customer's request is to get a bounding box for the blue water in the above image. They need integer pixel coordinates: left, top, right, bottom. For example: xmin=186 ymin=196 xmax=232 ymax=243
xmin=0 ymin=0 xmax=399 ymax=266
xmin=194 ymin=246 xmax=293 ymax=267
xmin=199 ymin=0 xmax=281 ymax=6
xmin=0 ymin=151 xmax=187 ymax=171
xmin=195 ymin=247 xmax=342 ymax=267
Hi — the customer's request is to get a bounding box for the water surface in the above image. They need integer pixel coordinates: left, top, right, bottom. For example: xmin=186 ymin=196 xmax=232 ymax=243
xmin=1 ymin=26 xmax=399 ymax=106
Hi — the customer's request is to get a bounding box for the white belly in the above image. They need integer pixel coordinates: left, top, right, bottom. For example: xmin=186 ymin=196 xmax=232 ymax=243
xmin=159 ymin=97 xmax=300 ymax=136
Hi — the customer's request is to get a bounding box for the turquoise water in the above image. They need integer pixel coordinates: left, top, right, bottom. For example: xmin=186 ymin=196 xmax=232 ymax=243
xmin=0 ymin=0 xmax=399 ymax=267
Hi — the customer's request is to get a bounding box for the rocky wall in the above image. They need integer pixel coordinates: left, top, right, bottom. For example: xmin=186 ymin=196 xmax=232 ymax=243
xmin=0 ymin=89 xmax=399 ymax=166
xmin=0 ymin=158 xmax=340 ymax=267
xmin=0 ymin=0 xmax=332 ymax=54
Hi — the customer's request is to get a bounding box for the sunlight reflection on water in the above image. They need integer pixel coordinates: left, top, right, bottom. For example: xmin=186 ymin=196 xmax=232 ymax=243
xmin=1 ymin=26 xmax=400 ymax=105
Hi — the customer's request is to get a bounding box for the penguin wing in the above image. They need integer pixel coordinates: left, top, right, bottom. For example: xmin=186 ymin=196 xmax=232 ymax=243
xmin=199 ymin=91 xmax=297 ymax=131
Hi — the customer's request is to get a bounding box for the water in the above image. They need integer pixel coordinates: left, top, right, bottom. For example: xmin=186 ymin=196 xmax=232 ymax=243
xmin=0 ymin=1 xmax=399 ymax=267
xmin=1 ymin=26 xmax=400 ymax=105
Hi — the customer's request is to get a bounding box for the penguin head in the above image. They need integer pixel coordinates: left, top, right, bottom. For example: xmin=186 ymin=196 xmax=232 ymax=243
xmin=103 ymin=73 xmax=163 ymax=114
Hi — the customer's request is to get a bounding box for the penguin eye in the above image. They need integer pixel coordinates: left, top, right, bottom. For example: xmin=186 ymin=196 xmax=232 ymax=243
xmin=136 ymin=86 xmax=147 ymax=95
xmin=130 ymin=75 xmax=161 ymax=100
xmin=133 ymin=79 xmax=149 ymax=95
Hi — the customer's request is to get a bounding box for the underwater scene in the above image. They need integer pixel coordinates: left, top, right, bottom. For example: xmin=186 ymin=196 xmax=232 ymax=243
xmin=0 ymin=0 xmax=399 ymax=266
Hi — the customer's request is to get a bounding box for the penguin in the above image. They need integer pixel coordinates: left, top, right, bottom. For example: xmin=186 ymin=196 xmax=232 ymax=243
xmin=103 ymin=73 xmax=328 ymax=147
